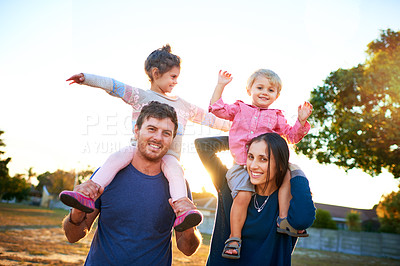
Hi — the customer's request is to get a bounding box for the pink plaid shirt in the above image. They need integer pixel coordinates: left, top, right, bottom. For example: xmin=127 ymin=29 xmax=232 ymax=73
xmin=209 ymin=98 xmax=310 ymax=165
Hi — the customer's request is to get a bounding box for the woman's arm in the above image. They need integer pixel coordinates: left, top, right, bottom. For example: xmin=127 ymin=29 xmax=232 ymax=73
xmin=194 ymin=136 xmax=229 ymax=191
xmin=287 ymin=166 xmax=316 ymax=230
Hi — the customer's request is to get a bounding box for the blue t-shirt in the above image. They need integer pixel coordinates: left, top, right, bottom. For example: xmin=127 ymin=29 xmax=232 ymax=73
xmin=85 ymin=164 xmax=176 ymax=266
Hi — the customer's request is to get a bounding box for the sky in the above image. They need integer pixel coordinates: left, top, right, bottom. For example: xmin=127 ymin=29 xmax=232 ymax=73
xmin=0 ymin=0 xmax=399 ymax=209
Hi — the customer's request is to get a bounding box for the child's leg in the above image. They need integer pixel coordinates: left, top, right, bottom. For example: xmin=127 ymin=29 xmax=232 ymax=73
xmin=230 ymin=191 xmax=252 ymax=239
xmin=222 ymin=191 xmax=252 ymax=258
xmin=59 ymin=146 xmax=135 ymax=213
xmin=278 ymin=169 xmax=292 ymax=220
xmin=161 ymin=155 xmax=203 ymax=232
xmin=92 ymin=146 xmax=136 ymax=188
xmin=223 ymin=164 xmax=254 ymax=258
xmin=161 ymin=155 xmax=187 ymax=203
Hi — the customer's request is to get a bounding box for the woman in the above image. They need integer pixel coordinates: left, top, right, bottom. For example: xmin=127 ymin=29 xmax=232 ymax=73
xmin=195 ymin=133 xmax=315 ymax=265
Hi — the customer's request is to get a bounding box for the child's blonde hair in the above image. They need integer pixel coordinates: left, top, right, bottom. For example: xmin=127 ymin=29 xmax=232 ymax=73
xmin=246 ymin=69 xmax=282 ymax=93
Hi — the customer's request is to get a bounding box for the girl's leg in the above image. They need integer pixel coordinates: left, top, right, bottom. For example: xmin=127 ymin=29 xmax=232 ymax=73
xmin=161 ymin=155 xmax=203 ymax=232
xmin=59 ymin=146 xmax=135 ymax=213
xmin=161 ymin=155 xmax=187 ymax=203
xmin=92 ymin=146 xmax=136 ymax=188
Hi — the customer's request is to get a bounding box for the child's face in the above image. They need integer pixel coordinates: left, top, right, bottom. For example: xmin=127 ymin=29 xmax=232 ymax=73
xmin=247 ymin=76 xmax=279 ymax=108
xmin=152 ymin=66 xmax=180 ymax=95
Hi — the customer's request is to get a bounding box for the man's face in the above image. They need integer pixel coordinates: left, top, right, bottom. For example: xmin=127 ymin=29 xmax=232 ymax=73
xmin=134 ymin=117 xmax=175 ymax=161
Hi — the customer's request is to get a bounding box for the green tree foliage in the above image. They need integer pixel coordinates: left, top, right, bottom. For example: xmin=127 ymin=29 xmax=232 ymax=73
xmin=361 ymin=219 xmax=380 ymax=232
xmin=192 ymin=186 xmax=216 ymax=200
xmin=346 ymin=210 xmax=361 ymax=232
xmin=35 ymin=171 xmax=52 ymax=192
xmin=0 ymin=130 xmax=12 ymax=200
xmin=46 ymin=170 xmax=75 ymax=195
xmin=35 ymin=168 xmax=94 ymax=195
xmin=295 ymin=29 xmax=400 ymax=178
xmin=376 ymin=186 xmax=400 ymax=234
xmin=312 ymin=209 xmax=337 ymax=229
xmin=76 ymin=168 xmax=95 ymax=185
xmin=26 ymin=167 xmax=36 ymax=184
xmin=2 ymin=173 xmax=30 ymax=202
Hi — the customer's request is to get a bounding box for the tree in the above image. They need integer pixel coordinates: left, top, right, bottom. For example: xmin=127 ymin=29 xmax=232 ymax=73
xmin=35 ymin=168 xmax=94 ymax=195
xmin=35 ymin=171 xmax=52 ymax=193
xmin=26 ymin=167 xmax=36 ymax=184
xmin=376 ymin=186 xmax=400 ymax=234
xmin=76 ymin=168 xmax=95 ymax=185
xmin=346 ymin=210 xmax=361 ymax=232
xmin=2 ymin=173 xmax=30 ymax=202
xmin=192 ymin=186 xmax=216 ymax=200
xmin=295 ymin=29 xmax=400 ymax=178
xmin=46 ymin=170 xmax=75 ymax=195
xmin=312 ymin=209 xmax=337 ymax=229
xmin=0 ymin=130 xmax=12 ymax=200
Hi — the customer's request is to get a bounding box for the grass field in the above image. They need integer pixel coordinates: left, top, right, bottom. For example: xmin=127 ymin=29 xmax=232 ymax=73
xmin=0 ymin=203 xmax=399 ymax=265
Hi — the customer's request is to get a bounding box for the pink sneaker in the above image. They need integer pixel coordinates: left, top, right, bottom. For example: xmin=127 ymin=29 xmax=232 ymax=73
xmin=173 ymin=209 xmax=203 ymax=232
xmin=59 ymin=191 xmax=95 ymax=213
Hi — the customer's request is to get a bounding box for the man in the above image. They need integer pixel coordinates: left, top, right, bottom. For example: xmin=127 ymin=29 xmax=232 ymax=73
xmin=62 ymin=101 xmax=202 ymax=265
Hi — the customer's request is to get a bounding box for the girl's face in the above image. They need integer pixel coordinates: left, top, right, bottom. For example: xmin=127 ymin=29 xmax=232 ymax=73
xmin=247 ymin=76 xmax=279 ymax=108
xmin=152 ymin=66 xmax=180 ymax=95
xmin=246 ymin=140 xmax=277 ymax=193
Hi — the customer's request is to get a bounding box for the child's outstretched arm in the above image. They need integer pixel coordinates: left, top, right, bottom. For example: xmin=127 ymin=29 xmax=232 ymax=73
xmin=297 ymin=101 xmax=313 ymax=126
xmin=66 ymin=73 xmax=85 ymax=85
xmin=210 ymin=70 xmax=233 ymax=105
xmin=275 ymin=101 xmax=312 ymax=144
xmin=66 ymin=73 xmax=143 ymax=106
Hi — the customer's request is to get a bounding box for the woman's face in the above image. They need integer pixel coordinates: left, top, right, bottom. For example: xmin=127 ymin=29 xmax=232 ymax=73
xmin=246 ymin=140 xmax=277 ymax=189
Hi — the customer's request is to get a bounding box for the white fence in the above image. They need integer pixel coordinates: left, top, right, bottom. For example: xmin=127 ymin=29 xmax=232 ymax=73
xmin=296 ymin=228 xmax=400 ymax=260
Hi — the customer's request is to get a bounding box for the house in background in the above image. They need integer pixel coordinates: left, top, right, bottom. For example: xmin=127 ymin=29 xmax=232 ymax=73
xmin=194 ymin=197 xmax=218 ymax=234
xmin=315 ymin=203 xmax=380 ymax=231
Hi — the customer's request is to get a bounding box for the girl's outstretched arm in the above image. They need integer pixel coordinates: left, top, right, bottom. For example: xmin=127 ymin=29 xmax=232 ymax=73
xmin=66 ymin=73 xmax=143 ymax=106
xmin=66 ymin=73 xmax=85 ymax=85
xmin=189 ymin=104 xmax=231 ymax=132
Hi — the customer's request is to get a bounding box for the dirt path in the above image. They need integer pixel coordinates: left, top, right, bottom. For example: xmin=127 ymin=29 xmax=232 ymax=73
xmin=0 ymin=227 xmax=93 ymax=265
xmin=1 ymin=203 xmax=399 ymax=265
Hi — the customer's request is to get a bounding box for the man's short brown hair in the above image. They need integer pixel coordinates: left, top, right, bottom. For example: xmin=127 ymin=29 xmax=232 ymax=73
xmin=136 ymin=101 xmax=178 ymax=137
